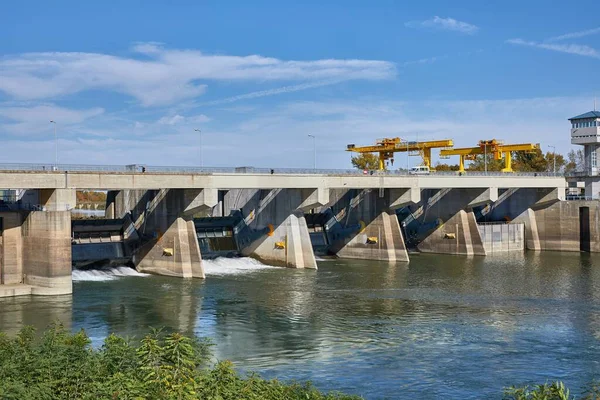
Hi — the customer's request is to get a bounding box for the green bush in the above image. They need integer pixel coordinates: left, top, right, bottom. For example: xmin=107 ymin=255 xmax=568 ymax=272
xmin=0 ymin=324 xmax=360 ymax=400
xmin=504 ymin=381 xmax=600 ymax=400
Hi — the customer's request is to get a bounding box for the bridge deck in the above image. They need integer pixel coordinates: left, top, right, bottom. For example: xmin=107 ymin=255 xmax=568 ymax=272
xmin=0 ymin=169 xmax=565 ymax=190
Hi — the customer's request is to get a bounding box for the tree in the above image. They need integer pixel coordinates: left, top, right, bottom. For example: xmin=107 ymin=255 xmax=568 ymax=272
xmin=434 ymin=163 xmax=460 ymax=171
xmin=350 ymin=153 xmax=381 ymax=170
xmin=544 ymin=151 xmax=566 ymax=173
xmin=565 ymin=149 xmax=584 ymax=173
xmin=512 ymin=149 xmax=547 ymax=172
xmin=76 ymin=191 xmax=107 ymax=203
xmin=466 ymin=154 xmax=504 ymax=171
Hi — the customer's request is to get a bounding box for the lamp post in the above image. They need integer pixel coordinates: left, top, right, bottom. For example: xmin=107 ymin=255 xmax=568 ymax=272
xmin=308 ymin=134 xmax=316 ymax=169
xmin=548 ymin=145 xmax=556 ymax=175
xmin=406 ymin=139 xmax=409 ymax=172
xmin=484 ymin=142 xmax=488 ymax=175
xmin=50 ymin=120 xmax=57 ymax=169
xmin=194 ymin=128 xmax=202 ymax=167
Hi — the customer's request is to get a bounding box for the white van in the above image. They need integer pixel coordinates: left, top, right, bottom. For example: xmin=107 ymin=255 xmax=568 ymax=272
xmin=408 ymin=165 xmax=430 ymax=175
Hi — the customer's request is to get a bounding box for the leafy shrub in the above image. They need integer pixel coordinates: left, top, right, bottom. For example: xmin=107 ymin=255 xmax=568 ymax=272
xmin=0 ymin=324 xmax=360 ymax=400
xmin=504 ymin=381 xmax=600 ymax=400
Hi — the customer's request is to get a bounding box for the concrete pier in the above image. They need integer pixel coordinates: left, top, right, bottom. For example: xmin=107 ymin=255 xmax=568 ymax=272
xmin=220 ymin=188 xmax=325 ymax=268
xmin=22 ymin=210 xmax=73 ymax=295
xmin=129 ymin=189 xmax=215 ymax=278
xmin=407 ymin=188 xmax=498 ymax=256
xmin=0 ymin=212 xmax=23 ymax=285
xmin=327 ymin=189 xmax=412 ymax=262
xmin=0 ymin=189 xmax=75 ymax=297
xmin=482 ymin=188 xmax=565 ymax=251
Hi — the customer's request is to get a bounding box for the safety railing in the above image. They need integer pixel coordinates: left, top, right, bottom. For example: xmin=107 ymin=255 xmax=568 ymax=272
xmin=0 ymin=163 xmax=565 ymax=177
xmin=0 ymin=199 xmax=73 ymax=211
xmin=565 ymin=195 xmax=599 ymax=201
xmin=565 ymin=171 xmax=597 ymax=178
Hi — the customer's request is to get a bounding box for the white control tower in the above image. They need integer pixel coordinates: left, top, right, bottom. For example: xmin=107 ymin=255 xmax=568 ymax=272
xmin=569 ymin=111 xmax=600 ymax=176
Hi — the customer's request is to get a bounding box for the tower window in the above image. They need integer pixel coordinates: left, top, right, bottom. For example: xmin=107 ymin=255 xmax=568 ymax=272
xmin=592 ymin=150 xmax=597 ymax=168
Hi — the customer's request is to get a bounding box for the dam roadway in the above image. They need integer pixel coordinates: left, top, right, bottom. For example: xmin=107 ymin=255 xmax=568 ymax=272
xmin=0 ymin=167 xmax=566 ymax=190
xmin=0 ymin=164 xmax=576 ymax=299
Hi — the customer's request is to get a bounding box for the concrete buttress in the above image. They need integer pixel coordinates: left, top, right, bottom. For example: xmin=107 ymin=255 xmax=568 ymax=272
xmin=326 ymin=188 xmax=414 ymax=262
xmin=409 ymin=188 xmax=496 ymax=256
xmin=220 ymin=189 xmax=325 ymax=268
xmin=482 ymin=188 xmax=566 ymax=251
xmin=131 ymin=189 xmax=217 ymax=278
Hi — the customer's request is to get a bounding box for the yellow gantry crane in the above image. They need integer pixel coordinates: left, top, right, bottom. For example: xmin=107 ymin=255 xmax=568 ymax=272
xmin=439 ymin=139 xmax=540 ymax=173
xmin=346 ymin=137 xmax=454 ymax=170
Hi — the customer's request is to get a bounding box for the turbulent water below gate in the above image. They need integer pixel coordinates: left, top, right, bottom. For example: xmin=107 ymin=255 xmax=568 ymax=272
xmin=2 ymin=253 xmax=600 ymax=399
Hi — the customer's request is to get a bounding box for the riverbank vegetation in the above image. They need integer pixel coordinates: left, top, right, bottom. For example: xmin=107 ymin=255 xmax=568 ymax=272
xmin=3 ymin=325 xmax=600 ymax=399
xmin=504 ymin=381 xmax=600 ymax=399
xmin=0 ymin=324 xmax=360 ymax=400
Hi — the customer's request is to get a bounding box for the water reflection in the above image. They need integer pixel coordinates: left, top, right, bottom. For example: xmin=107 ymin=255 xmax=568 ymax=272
xmin=0 ymin=295 xmax=72 ymax=336
xmin=1 ymin=253 xmax=600 ymax=398
xmin=71 ymin=276 xmax=202 ymax=342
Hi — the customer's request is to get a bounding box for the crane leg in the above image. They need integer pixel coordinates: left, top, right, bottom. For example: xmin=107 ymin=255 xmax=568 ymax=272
xmin=378 ymin=153 xmax=385 ymax=170
xmin=459 ymin=156 xmax=465 ymax=172
xmin=423 ymin=148 xmax=431 ymax=168
xmin=501 ymin=151 xmax=513 ymax=173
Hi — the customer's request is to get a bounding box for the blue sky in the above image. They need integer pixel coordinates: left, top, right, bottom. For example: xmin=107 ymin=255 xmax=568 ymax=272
xmin=1 ymin=0 xmax=599 ymax=169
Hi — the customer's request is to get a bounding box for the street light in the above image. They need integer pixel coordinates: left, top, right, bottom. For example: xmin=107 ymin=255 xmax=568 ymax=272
xmin=399 ymin=136 xmax=412 ymax=173
xmin=308 ymin=134 xmax=316 ymax=169
xmin=194 ymin=129 xmax=202 ymax=167
xmin=484 ymin=142 xmax=488 ymax=175
xmin=548 ymin=145 xmax=556 ymax=175
xmin=50 ymin=120 xmax=57 ymax=169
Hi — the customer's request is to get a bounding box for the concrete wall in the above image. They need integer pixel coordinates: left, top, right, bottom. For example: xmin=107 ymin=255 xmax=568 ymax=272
xmin=325 ymin=189 xmax=409 ymax=262
xmin=406 ymin=188 xmax=491 ymax=256
xmin=105 ymin=189 xmax=149 ymax=220
xmin=134 ymin=217 xmax=203 ymax=278
xmin=0 ymin=190 xmax=73 ymax=297
xmin=21 ymin=210 xmax=72 ymax=295
xmin=0 ymin=212 xmax=23 ymax=285
xmin=131 ymin=189 xmax=206 ymax=278
xmin=525 ymin=200 xmax=599 ymax=252
xmin=219 ymin=189 xmax=319 ymax=268
xmin=478 ymin=223 xmax=524 ymax=253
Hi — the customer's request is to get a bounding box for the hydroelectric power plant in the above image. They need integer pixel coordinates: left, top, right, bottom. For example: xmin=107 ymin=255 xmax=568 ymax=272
xmin=0 ymin=110 xmax=600 ymax=298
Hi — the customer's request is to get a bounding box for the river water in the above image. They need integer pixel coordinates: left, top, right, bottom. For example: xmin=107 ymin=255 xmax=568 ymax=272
xmin=1 ymin=252 xmax=600 ymax=399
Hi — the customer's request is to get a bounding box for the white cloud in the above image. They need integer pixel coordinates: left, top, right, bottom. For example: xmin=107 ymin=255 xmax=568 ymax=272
xmin=507 ymin=38 xmax=600 ymax=59
xmin=0 ymin=97 xmax=586 ymax=169
xmin=0 ymin=45 xmax=396 ymax=107
xmin=399 ymin=56 xmax=442 ymax=67
xmin=405 ymin=16 xmax=478 ymax=35
xmin=157 ymin=113 xmax=209 ymax=125
xmin=0 ymin=104 xmax=104 ymax=135
xmin=0 ymin=104 xmax=104 ymax=124
xmin=157 ymin=115 xmax=185 ymax=125
xmin=197 ymin=79 xmax=345 ymax=106
xmin=546 ymin=27 xmax=600 ymax=42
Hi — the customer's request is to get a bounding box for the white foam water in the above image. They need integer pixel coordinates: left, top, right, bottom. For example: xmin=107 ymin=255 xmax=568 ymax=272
xmin=202 ymin=257 xmax=276 ymax=276
xmin=72 ymin=266 xmax=150 ymax=282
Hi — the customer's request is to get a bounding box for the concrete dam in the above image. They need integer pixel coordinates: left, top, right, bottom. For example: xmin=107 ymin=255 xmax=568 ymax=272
xmin=0 ymin=166 xmax=592 ymax=298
